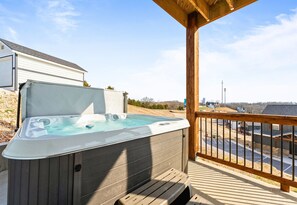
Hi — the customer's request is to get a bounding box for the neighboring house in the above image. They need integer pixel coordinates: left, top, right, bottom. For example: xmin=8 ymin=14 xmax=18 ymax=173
xmin=206 ymin=101 xmax=219 ymax=108
xmin=262 ymin=105 xmax=297 ymax=136
xmin=253 ymin=105 xmax=297 ymax=155
xmin=0 ymin=38 xmax=86 ymax=90
xmin=230 ymin=121 xmax=261 ymax=132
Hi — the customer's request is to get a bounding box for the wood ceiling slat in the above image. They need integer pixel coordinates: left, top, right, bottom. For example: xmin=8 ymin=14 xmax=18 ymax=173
xmin=176 ymin=0 xmax=196 ymax=13
xmin=153 ymin=0 xmax=257 ymax=28
xmin=188 ymin=0 xmax=210 ymax=21
xmin=197 ymin=0 xmax=257 ymax=27
xmin=225 ymin=0 xmax=235 ymax=10
xmin=206 ymin=0 xmax=220 ymax=5
xmin=153 ymin=0 xmax=188 ymax=27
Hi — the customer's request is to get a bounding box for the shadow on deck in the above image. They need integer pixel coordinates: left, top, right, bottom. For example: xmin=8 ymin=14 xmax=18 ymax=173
xmin=2 ymin=160 xmax=297 ymax=205
xmin=188 ymin=159 xmax=297 ymax=205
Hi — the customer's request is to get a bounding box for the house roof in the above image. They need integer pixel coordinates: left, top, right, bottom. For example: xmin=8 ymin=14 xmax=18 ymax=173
xmin=153 ymin=0 xmax=257 ymax=28
xmin=0 ymin=38 xmax=86 ymax=72
xmin=262 ymin=105 xmax=297 ymax=116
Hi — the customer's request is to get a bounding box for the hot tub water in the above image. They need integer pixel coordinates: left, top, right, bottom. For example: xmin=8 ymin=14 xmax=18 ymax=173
xmin=26 ymin=114 xmax=174 ymax=137
xmin=3 ymin=114 xmax=189 ymax=159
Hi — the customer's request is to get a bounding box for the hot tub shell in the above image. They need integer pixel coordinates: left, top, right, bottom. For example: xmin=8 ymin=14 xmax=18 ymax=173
xmin=3 ymin=81 xmax=189 ymax=205
xmin=6 ymin=127 xmax=188 ymax=205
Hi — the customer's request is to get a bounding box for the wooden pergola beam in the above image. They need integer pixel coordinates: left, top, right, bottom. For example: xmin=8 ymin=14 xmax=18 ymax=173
xmin=154 ymin=0 xmax=257 ymax=28
xmin=188 ymin=0 xmax=210 ymax=22
xmin=225 ymin=0 xmax=235 ymax=10
xmin=186 ymin=12 xmax=199 ymax=160
xmin=197 ymin=0 xmax=257 ymax=27
xmin=153 ymin=0 xmax=188 ymax=27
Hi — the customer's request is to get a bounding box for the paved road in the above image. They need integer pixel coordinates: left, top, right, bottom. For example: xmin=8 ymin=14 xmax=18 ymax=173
xmin=202 ymin=138 xmax=297 ymax=177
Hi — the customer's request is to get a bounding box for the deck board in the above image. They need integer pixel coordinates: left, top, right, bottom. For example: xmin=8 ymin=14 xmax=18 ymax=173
xmin=189 ymin=159 xmax=297 ymax=205
xmin=118 ymin=168 xmax=190 ymax=205
xmin=1 ymin=159 xmax=297 ymax=205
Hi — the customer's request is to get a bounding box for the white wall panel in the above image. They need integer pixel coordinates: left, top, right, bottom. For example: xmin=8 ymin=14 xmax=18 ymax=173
xmin=18 ymin=69 xmax=83 ymax=86
xmin=17 ymin=54 xmax=84 ymax=82
xmin=0 ymin=42 xmax=13 ymax=57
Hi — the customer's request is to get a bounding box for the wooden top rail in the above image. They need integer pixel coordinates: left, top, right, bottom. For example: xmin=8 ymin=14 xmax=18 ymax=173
xmin=196 ymin=111 xmax=297 ymax=126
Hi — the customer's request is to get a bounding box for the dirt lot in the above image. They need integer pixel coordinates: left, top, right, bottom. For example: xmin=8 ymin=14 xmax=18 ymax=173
xmin=128 ymin=104 xmax=186 ymax=118
xmin=0 ymin=89 xmax=17 ymax=143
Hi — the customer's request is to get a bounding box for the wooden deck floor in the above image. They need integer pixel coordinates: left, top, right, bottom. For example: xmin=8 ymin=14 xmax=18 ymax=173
xmin=1 ymin=160 xmax=297 ymax=205
xmin=188 ymin=159 xmax=297 ymax=205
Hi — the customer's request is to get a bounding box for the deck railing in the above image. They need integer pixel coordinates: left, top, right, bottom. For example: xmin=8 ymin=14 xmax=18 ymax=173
xmin=196 ymin=111 xmax=297 ymax=191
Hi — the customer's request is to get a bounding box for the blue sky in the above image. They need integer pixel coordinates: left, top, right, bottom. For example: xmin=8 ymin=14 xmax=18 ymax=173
xmin=1 ymin=0 xmax=297 ymax=102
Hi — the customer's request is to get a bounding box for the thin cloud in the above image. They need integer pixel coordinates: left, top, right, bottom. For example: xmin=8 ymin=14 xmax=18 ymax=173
xmin=0 ymin=3 xmax=23 ymax=41
xmin=200 ymin=9 xmax=297 ymax=102
xmin=35 ymin=0 xmax=80 ymax=32
xmin=122 ymin=9 xmax=297 ymax=102
xmin=8 ymin=27 xmax=18 ymax=41
xmin=118 ymin=47 xmax=186 ymax=101
xmin=0 ymin=3 xmax=24 ymax=23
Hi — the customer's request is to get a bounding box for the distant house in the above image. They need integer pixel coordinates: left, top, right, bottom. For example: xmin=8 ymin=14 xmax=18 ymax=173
xmin=253 ymin=105 xmax=297 ymax=155
xmin=0 ymin=38 xmax=86 ymax=90
xmin=206 ymin=101 xmax=219 ymax=108
xmin=227 ymin=121 xmax=261 ymax=133
xmin=262 ymin=105 xmax=297 ymax=136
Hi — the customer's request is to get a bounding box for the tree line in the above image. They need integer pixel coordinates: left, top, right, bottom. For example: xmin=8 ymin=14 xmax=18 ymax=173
xmin=128 ymin=98 xmax=169 ymax=110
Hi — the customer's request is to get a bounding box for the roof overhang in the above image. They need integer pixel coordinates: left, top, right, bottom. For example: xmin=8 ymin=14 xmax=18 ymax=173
xmin=153 ymin=0 xmax=257 ymax=28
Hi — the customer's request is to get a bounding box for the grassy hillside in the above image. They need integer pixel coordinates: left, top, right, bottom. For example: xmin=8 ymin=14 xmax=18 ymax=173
xmin=128 ymin=104 xmax=236 ymax=117
xmin=0 ymin=89 xmax=17 ymax=143
xmin=128 ymin=105 xmax=185 ymax=118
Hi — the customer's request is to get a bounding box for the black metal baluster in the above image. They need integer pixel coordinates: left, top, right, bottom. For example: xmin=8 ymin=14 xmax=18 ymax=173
xmin=229 ymin=120 xmax=231 ymax=162
xmin=205 ymin=118 xmax=207 ymax=155
xmin=244 ymin=121 xmax=246 ymax=167
xmin=236 ymin=121 xmax=238 ymax=164
xmin=211 ymin=118 xmax=213 ymax=157
xmin=200 ymin=117 xmax=202 ymax=154
xmin=217 ymin=119 xmax=219 ymax=158
xmin=281 ymin=125 xmax=283 ymax=178
xmin=292 ymin=126 xmax=295 ymax=181
xmin=270 ymin=124 xmax=273 ymax=174
xmin=252 ymin=122 xmax=254 ymax=169
xmin=261 ymin=123 xmax=263 ymax=172
xmin=223 ymin=119 xmax=225 ymax=160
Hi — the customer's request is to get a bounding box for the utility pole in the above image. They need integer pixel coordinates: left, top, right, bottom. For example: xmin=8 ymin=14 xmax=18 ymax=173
xmin=224 ymin=88 xmax=227 ymax=104
xmin=221 ymin=80 xmax=223 ymax=104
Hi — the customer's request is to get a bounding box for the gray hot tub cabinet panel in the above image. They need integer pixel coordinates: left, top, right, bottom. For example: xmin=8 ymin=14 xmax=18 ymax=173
xmin=7 ymin=129 xmax=188 ymax=205
xmin=8 ymin=155 xmax=74 ymax=205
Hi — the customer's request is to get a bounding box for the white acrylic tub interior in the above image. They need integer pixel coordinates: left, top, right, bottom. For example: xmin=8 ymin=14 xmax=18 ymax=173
xmin=3 ymin=114 xmax=189 ymax=160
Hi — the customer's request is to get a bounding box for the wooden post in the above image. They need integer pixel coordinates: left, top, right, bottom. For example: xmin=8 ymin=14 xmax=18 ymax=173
xmin=186 ymin=12 xmax=199 ymax=160
xmin=280 ymin=184 xmax=290 ymax=192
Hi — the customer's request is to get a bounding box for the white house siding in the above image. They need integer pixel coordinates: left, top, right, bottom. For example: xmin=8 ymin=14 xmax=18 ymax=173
xmin=0 ymin=43 xmax=13 ymax=57
xmin=17 ymin=54 xmax=84 ymax=86
xmin=18 ymin=69 xmax=83 ymax=86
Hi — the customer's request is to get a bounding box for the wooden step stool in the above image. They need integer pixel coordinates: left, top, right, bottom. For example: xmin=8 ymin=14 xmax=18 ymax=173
xmin=118 ymin=168 xmax=191 ymax=205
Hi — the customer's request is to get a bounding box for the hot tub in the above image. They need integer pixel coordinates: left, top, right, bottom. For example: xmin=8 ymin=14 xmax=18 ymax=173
xmin=3 ymin=114 xmax=189 ymax=205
